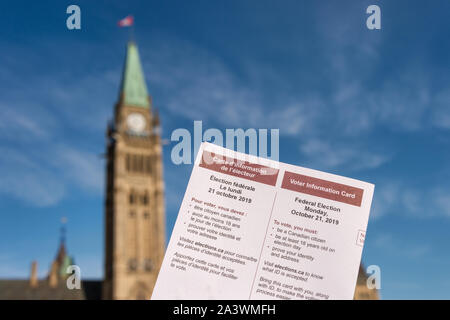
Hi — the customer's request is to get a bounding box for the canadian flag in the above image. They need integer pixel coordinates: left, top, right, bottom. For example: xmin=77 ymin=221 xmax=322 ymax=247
xmin=118 ymin=15 xmax=134 ymax=27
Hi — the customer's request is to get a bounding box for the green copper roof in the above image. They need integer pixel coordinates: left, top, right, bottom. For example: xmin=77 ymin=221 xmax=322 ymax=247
xmin=59 ymin=255 xmax=73 ymax=279
xmin=120 ymin=42 xmax=149 ymax=108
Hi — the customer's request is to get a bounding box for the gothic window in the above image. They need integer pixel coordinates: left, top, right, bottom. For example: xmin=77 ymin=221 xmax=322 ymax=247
xmin=128 ymin=258 xmax=138 ymax=272
xmin=143 ymin=211 xmax=150 ymax=219
xmin=142 ymin=191 xmax=149 ymax=205
xmin=144 ymin=259 xmax=154 ymax=272
xmin=126 ymin=153 xmax=152 ymax=174
xmin=129 ymin=190 xmax=135 ymax=204
xmin=129 ymin=210 xmax=136 ymax=218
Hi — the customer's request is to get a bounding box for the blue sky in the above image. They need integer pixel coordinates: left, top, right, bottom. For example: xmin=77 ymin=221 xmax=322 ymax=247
xmin=0 ymin=0 xmax=449 ymax=299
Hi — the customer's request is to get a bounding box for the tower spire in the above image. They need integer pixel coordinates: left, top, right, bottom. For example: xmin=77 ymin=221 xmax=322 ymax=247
xmin=48 ymin=217 xmax=70 ymax=286
xmin=119 ymin=41 xmax=150 ymax=109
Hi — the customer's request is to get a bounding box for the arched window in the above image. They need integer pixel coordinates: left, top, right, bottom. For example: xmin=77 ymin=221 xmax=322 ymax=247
xmin=128 ymin=258 xmax=138 ymax=272
xmin=142 ymin=191 xmax=149 ymax=205
xmin=144 ymin=259 xmax=154 ymax=272
xmin=129 ymin=190 xmax=135 ymax=204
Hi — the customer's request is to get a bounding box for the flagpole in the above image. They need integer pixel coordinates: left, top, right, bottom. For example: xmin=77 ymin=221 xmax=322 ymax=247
xmin=130 ymin=22 xmax=135 ymax=43
xmin=130 ymin=15 xmax=135 ymax=43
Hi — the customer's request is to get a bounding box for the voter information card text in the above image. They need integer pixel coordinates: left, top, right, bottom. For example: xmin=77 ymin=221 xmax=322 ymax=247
xmin=152 ymin=142 xmax=374 ymax=300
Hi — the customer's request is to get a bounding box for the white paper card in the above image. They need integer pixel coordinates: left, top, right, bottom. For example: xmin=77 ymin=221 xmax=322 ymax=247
xmin=152 ymin=142 xmax=374 ymax=300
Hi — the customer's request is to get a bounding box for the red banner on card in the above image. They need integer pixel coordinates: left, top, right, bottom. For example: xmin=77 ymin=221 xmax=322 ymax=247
xmin=281 ymin=171 xmax=364 ymax=206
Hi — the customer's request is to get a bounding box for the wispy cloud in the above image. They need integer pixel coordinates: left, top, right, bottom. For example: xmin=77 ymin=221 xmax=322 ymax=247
xmin=0 ymin=44 xmax=111 ymax=207
xmin=370 ymin=181 xmax=450 ymax=220
xmin=139 ymin=24 xmax=449 ymax=175
xmin=0 ymin=145 xmax=102 ymax=207
xmin=300 ymin=138 xmax=390 ymax=171
xmin=0 ymin=102 xmax=103 ymax=207
xmin=373 ymin=233 xmax=431 ymax=259
xmin=371 ymin=183 xmax=400 ymax=219
xmin=53 ymin=146 xmax=103 ymax=193
xmin=0 ymin=6 xmax=448 ymax=209
xmin=0 ymin=148 xmax=66 ymax=207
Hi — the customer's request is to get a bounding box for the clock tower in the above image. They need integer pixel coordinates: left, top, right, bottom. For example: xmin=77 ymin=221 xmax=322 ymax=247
xmin=103 ymin=41 xmax=166 ymax=300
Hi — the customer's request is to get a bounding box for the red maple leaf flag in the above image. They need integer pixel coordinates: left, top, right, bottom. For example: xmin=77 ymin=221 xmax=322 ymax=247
xmin=118 ymin=15 xmax=134 ymax=27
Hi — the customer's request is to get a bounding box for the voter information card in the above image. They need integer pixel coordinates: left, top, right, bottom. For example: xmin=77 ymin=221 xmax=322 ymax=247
xmin=152 ymin=142 xmax=374 ymax=300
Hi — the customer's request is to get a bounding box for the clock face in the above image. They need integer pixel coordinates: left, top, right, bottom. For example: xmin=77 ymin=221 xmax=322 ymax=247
xmin=127 ymin=113 xmax=146 ymax=133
